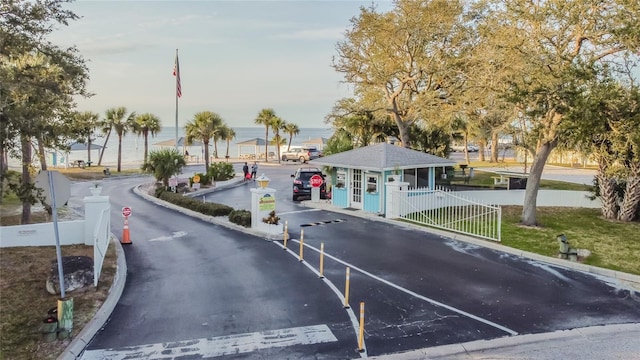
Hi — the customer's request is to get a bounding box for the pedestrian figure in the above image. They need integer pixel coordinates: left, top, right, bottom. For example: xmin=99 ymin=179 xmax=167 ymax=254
xmin=242 ymin=162 xmax=249 ymax=182
xmin=251 ymin=162 xmax=258 ymax=180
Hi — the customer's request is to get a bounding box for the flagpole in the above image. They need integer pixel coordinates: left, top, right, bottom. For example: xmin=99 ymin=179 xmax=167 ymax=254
xmin=174 ymin=48 xmax=179 ymax=153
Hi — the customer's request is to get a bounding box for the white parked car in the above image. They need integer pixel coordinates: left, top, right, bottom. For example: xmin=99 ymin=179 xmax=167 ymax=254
xmin=451 ymin=144 xmax=478 ymax=152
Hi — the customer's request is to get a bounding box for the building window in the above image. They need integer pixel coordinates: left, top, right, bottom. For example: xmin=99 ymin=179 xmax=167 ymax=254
xmin=366 ymin=174 xmax=378 ymax=193
xmin=403 ymin=168 xmax=429 ymax=188
xmin=336 ymin=169 xmax=346 ymax=188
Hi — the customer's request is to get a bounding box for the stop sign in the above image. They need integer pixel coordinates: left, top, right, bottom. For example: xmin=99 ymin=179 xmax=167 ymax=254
xmin=122 ymin=206 xmax=132 ymax=217
xmin=310 ymin=174 xmax=323 ymax=188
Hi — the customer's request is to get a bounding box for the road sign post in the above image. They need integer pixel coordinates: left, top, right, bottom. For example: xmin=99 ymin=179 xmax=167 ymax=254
xmin=121 ymin=207 xmax=132 ymax=245
xmin=310 ymin=174 xmax=323 ymax=203
xmin=34 ymin=171 xmax=71 ymax=298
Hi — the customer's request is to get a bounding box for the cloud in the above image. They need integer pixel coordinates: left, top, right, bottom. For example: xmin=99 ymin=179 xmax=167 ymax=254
xmin=136 ymin=14 xmax=216 ymax=29
xmin=274 ymin=27 xmax=346 ymax=40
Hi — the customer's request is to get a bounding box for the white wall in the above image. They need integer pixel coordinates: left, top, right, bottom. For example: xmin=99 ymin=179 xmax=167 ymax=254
xmin=0 ymin=220 xmax=85 ymax=247
xmin=0 ymin=193 xmax=111 ymax=248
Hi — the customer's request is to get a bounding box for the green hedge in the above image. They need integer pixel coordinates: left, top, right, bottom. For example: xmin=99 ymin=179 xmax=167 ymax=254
xmin=228 ymin=209 xmax=251 ymax=227
xmin=157 ymin=190 xmax=233 ymax=217
xmin=208 ymin=162 xmax=235 ymax=182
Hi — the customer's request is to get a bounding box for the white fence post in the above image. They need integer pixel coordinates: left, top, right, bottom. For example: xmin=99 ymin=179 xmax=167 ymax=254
xmin=385 ymin=181 xmax=409 ymax=218
xmin=83 ymin=192 xmax=110 ymax=246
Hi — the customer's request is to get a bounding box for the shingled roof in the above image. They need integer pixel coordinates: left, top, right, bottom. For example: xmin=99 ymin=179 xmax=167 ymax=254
xmin=309 ymin=142 xmax=455 ymax=171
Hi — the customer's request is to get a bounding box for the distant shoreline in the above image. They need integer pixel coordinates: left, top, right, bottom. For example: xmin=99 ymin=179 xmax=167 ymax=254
xmin=6 ymin=127 xmax=334 ymax=170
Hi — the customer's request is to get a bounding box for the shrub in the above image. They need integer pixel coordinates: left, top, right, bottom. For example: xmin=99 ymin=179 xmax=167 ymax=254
xmin=229 ymin=209 xmax=251 ymax=227
xmin=262 ymin=210 xmax=280 ymax=225
xmin=208 ymin=162 xmax=235 ymax=182
xmin=157 ymin=189 xmax=233 ymax=216
xmin=190 ymin=172 xmax=211 ymax=186
xmin=142 ymin=148 xmax=186 ymax=186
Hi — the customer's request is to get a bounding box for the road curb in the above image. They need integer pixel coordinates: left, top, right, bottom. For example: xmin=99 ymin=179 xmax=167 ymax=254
xmin=134 ymin=179 xmax=285 ymax=241
xmin=57 ymin=237 xmax=127 ymax=360
xmin=300 ymin=201 xmax=640 ymax=290
xmin=369 ymin=323 xmax=640 ymax=359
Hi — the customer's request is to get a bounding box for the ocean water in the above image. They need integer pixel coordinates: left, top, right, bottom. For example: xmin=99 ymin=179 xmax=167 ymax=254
xmin=53 ymin=127 xmax=334 ymax=167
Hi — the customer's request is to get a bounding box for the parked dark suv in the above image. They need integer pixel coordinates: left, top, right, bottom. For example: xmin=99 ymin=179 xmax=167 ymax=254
xmin=291 ymin=167 xmax=328 ymax=201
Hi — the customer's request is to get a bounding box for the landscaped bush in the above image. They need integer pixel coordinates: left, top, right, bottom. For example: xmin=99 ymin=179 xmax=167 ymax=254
xmin=228 ymin=209 xmax=251 ymax=227
xmin=157 ymin=189 xmax=233 ymax=216
xmin=208 ymin=162 xmax=235 ymax=182
xmin=189 ymin=172 xmax=211 ymax=186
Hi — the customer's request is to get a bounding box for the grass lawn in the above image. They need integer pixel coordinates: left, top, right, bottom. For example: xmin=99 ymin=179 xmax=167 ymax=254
xmin=501 ymin=206 xmax=640 ymax=275
xmin=0 ymin=243 xmax=117 ymax=360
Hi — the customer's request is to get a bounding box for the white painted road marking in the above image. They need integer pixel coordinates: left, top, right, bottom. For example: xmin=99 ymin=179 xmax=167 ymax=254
xmin=148 ymin=231 xmax=187 ymax=242
xmin=288 ymin=239 xmax=519 ymax=336
xmin=81 ymin=324 xmax=337 ymax=359
xmin=278 ymin=208 xmax=322 ymax=215
xmin=272 ymin=241 xmax=368 ymax=358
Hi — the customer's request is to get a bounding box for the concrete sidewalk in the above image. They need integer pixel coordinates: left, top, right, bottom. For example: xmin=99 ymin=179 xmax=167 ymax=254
xmin=371 ymin=323 xmax=640 ymax=359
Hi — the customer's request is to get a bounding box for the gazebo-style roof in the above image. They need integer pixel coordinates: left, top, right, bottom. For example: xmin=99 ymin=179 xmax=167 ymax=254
xmin=302 ymin=137 xmax=328 ymax=149
xmin=309 ymin=142 xmax=455 ymax=171
xmin=236 ymin=138 xmax=268 ymax=158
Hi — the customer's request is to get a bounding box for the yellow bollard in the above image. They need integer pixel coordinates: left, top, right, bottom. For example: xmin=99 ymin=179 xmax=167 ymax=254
xmin=299 ymin=229 xmax=304 ymax=262
xmin=344 ymin=267 xmax=351 ymax=308
xmin=358 ymin=302 xmax=365 ymax=352
xmin=283 ymin=221 xmax=288 ymax=250
xmin=57 ymin=298 xmax=73 ymax=340
xmin=319 ymin=242 xmax=325 ymax=278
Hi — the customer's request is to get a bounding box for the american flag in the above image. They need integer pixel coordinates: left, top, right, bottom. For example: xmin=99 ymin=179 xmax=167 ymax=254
xmin=173 ymin=53 xmax=182 ymax=98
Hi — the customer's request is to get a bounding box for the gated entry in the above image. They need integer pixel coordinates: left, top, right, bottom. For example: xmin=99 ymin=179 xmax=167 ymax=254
xmin=387 ymin=185 xmax=501 ymax=242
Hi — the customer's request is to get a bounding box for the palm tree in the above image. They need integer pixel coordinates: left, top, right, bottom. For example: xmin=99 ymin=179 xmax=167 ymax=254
xmin=96 ymin=108 xmax=120 ymax=166
xmin=185 ymin=111 xmax=223 ymax=170
xmin=254 ymin=108 xmax=277 ymax=162
xmin=270 ymin=116 xmax=285 ymax=163
xmin=219 ymin=125 xmax=236 ymax=160
xmin=112 ymin=107 xmax=136 ymax=172
xmin=73 ymin=111 xmax=100 ymax=162
xmin=212 ymin=128 xmax=224 ymax=159
xmin=141 ymin=148 xmax=186 ymax=187
xmin=133 ymin=113 xmax=162 ymax=164
xmin=283 ymin=122 xmax=300 ymax=151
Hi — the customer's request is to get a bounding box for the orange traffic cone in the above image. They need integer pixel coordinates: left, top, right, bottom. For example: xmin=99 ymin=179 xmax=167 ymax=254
xmin=121 ymin=216 xmax=132 ymax=245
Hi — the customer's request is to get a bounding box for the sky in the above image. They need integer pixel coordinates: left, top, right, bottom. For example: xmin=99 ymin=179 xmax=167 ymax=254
xmin=49 ymin=0 xmax=395 ymax=129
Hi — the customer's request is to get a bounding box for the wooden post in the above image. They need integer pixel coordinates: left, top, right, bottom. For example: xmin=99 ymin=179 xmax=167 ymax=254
xmin=299 ymin=229 xmax=304 ymax=262
xmin=344 ymin=267 xmax=350 ymax=308
xmin=357 ymin=302 xmax=365 ymax=352
xmin=319 ymin=242 xmax=325 ymax=278
xmin=283 ymin=221 xmax=288 ymax=249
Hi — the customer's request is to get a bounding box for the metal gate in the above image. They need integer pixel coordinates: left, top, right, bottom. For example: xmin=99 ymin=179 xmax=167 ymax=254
xmin=389 ymin=186 xmax=501 ymax=242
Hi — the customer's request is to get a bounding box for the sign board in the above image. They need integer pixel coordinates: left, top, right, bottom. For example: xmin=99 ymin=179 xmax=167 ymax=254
xmin=193 ymin=174 xmax=200 ymax=183
xmin=192 ymin=182 xmax=201 ymax=189
xmin=34 ymin=170 xmax=71 ymax=208
xmin=122 ymin=206 xmax=132 ymax=217
xmin=259 ymin=193 xmax=276 ymax=212
xmin=310 ymin=174 xmax=323 ymax=188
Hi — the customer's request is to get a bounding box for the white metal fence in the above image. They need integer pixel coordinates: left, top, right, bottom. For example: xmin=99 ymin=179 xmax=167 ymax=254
xmin=93 ymin=207 xmax=111 ymax=286
xmin=390 ymin=186 xmax=502 ymax=242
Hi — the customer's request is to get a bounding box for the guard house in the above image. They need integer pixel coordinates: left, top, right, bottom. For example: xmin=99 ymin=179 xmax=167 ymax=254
xmin=309 ymin=142 xmax=456 ymax=215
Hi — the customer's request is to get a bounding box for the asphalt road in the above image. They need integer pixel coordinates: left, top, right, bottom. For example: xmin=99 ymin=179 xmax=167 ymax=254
xmin=74 ymin=166 xmax=640 ymax=359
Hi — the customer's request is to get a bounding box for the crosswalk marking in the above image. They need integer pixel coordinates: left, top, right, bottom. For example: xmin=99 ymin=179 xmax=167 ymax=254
xmin=81 ymin=324 xmax=337 ymax=359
